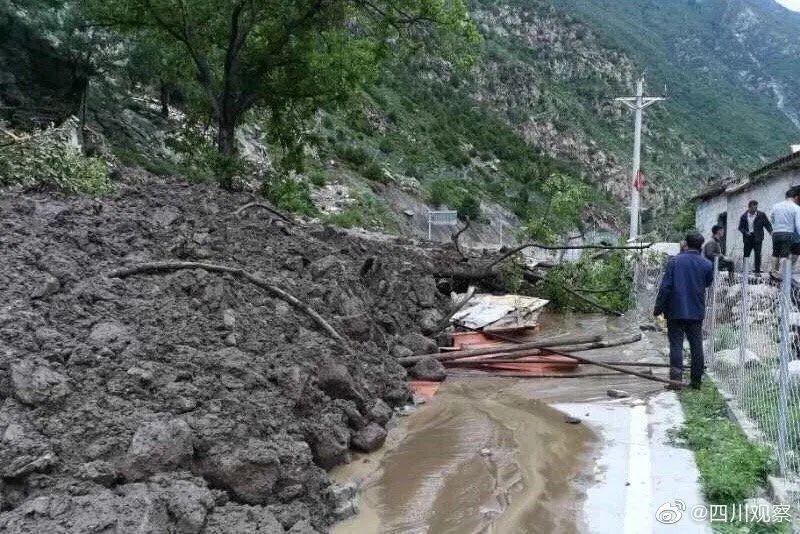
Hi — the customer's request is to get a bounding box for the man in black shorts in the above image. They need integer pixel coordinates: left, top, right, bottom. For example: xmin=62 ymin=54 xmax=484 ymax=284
xmin=769 ymin=186 xmax=800 ymax=279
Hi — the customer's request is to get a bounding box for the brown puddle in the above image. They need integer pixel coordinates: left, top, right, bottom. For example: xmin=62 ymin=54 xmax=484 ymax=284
xmin=333 ymin=378 xmax=596 ymax=534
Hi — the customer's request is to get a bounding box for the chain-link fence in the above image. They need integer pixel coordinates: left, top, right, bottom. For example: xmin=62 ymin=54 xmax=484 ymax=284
xmin=634 ymin=255 xmax=800 ymax=508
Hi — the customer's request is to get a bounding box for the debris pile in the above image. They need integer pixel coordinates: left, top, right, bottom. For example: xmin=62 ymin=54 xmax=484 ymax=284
xmin=0 ymin=173 xmax=450 ymax=532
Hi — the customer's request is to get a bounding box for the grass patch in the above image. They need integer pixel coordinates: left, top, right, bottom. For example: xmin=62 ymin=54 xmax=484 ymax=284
xmin=325 ymin=193 xmax=399 ymax=233
xmin=261 ymin=175 xmax=318 ymax=217
xmin=678 ymin=383 xmax=787 ymax=532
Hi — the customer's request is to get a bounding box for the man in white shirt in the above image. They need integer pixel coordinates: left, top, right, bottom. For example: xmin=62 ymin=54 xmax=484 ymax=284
xmin=769 ymin=186 xmax=800 ymax=279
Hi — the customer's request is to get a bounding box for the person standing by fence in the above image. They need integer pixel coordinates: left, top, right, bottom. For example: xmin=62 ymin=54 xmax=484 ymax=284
xmin=738 ymin=200 xmax=772 ymax=274
xmin=654 ymin=232 xmax=714 ymax=389
xmin=703 ymin=225 xmax=734 ymax=281
xmin=769 ymin=186 xmax=800 ymax=281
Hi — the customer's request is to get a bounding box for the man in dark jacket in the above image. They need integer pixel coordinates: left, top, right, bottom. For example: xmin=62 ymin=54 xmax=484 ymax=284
xmin=654 ymin=232 xmax=714 ymax=388
xmin=738 ymin=200 xmax=772 ymax=273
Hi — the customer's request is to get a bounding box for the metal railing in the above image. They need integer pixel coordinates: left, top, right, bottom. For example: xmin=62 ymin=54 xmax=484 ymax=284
xmin=635 ymin=256 xmax=800 ymax=508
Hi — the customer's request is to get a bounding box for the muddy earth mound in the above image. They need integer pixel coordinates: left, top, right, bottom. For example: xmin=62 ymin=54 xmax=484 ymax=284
xmin=0 ymin=173 xmax=450 ymax=533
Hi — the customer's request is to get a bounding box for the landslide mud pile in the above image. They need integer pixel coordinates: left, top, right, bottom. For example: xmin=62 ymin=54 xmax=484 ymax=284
xmin=0 ymin=173 xmax=449 ymax=533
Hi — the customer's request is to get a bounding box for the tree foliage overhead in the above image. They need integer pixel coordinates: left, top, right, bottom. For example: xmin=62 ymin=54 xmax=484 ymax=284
xmin=88 ymin=0 xmax=479 ymax=174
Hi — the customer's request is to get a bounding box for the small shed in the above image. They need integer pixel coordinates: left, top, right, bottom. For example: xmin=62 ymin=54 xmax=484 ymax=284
xmin=694 ymin=150 xmax=800 ymax=262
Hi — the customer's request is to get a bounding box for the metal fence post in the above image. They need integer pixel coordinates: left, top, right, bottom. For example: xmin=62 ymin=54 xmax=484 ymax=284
xmin=708 ymin=257 xmax=720 ymax=353
xmin=737 ymin=258 xmax=749 ymax=396
xmin=778 ymin=259 xmax=792 ymax=475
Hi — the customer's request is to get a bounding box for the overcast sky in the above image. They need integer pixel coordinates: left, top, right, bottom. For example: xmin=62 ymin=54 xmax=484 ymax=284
xmin=776 ymin=0 xmax=800 ymax=11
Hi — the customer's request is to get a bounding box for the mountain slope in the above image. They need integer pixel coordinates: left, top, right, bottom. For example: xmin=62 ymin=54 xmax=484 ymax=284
xmin=4 ymin=0 xmax=800 ymax=242
xmin=553 ymin=0 xmax=800 ymax=167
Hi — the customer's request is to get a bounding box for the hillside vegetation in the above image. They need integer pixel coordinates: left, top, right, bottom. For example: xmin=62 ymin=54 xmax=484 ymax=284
xmin=2 ymin=0 xmax=799 ymax=242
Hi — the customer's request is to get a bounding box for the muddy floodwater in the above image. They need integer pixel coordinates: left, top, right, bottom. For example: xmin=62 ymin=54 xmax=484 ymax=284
xmin=333 ymin=379 xmax=596 ymax=533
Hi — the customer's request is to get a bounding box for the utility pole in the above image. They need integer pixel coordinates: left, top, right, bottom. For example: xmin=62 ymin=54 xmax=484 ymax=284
xmin=615 ymin=76 xmax=665 ymax=242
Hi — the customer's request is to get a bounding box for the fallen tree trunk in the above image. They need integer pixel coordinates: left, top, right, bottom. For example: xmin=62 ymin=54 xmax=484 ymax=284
xmin=538 ymin=347 xmax=679 ymax=386
xmin=107 ymin=261 xmax=351 ymax=353
xmin=455 ymin=325 xmax=642 ymax=359
xmin=483 ymin=241 xmax=654 ymax=271
xmin=451 ymin=371 xmax=624 ymax=379
xmin=522 ymin=269 xmax=623 ymax=316
xmin=398 ymin=334 xmax=602 ymax=366
xmin=427 ymin=286 xmax=476 ymax=336
xmin=546 ymin=333 xmax=642 ymax=353
xmin=444 ymin=358 xmax=669 ymax=368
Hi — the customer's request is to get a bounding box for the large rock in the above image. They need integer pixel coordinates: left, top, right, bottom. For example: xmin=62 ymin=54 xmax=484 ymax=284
xmin=350 ymin=423 xmax=387 ymax=453
xmin=309 ymin=255 xmax=346 ymax=280
xmin=327 ymin=482 xmax=358 ymax=521
xmin=11 ymin=359 xmax=71 ymax=405
xmin=715 ymin=348 xmax=760 ymax=369
xmin=410 ymin=357 xmax=446 ymax=382
xmin=31 ymin=273 xmax=60 ymax=299
xmin=195 ymin=439 xmax=281 ymax=504
xmin=316 ymin=362 xmax=365 ymax=407
xmin=202 ymin=503 xmax=284 ymax=534
xmin=88 ymin=321 xmax=130 ymax=345
xmin=122 ymin=418 xmax=194 ymax=480
xmin=398 ymin=333 xmax=438 ymax=356
xmin=307 ymin=422 xmax=350 ymax=469
xmin=0 ymin=478 xmax=214 ymax=534
xmin=367 ymin=399 xmax=393 ymax=425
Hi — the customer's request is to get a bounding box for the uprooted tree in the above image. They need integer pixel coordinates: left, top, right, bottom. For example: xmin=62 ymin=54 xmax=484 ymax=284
xmin=88 ymin=0 xmax=479 ymax=184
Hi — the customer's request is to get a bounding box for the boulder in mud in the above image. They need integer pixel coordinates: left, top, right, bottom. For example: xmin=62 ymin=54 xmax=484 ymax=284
xmin=122 ymin=418 xmax=194 ymax=480
xmin=367 ymin=398 xmax=393 ymax=425
xmin=351 ymin=423 xmax=387 ymax=453
xmin=76 ymin=460 xmax=116 ymax=486
xmin=202 ymin=503 xmax=284 ymax=533
xmin=196 ymin=439 xmax=280 ymax=504
xmin=316 ymin=362 xmax=366 ymax=406
xmin=309 ymin=255 xmax=346 ymax=280
xmin=0 ymin=477 xmax=214 ymax=534
xmin=410 ymin=357 xmax=446 ymax=382
xmin=88 ymin=321 xmax=132 ymax=351
xmin=398 ymin=333 xmax=438 ymax=356
xmin=307 ymin=421 xmax=350 ymax=469
xmin=31 ymin=273 xmax=60 ymax=299
xmin=11 ymin=359 xmax=71 ymax=406
xmin=327 ymin=482 xmax=358 ymax=520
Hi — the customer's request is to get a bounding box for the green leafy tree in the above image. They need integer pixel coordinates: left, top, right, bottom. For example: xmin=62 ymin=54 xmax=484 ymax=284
xmin=523 ymin=173 xmax=589 ymax=244
xmin=88 ymin=0 xmax=479 ymax=173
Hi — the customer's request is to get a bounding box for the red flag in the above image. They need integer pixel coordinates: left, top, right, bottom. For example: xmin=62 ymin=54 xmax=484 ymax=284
xmin=633 ymin=169 xmax=646 ymax=192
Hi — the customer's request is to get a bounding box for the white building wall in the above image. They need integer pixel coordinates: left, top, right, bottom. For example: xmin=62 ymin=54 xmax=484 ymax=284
xmin=695 ymin=195 xmax=727 ymax=243
xmin=695 ymin=170 xmax=800 ymax=267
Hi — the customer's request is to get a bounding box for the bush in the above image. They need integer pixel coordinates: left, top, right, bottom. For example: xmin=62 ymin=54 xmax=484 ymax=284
xmin=336 ymin=144 xmax=369 ymax=167
xmin=428 ymin=178 xmax=481 ymax=220
xmin=362 ymin=162 xmax=388 ymax=183
xmin=261 ymin=175 xmax=318 ymax=216
xmin=327 ymin=209 xmax=365 ymax=229
xmin=378 ymin=137 xmax=394 ymax=154
xmin=165 ymin=128 xmax=251 ymax=187
xmin=457 ymin=194 xmax=481 ymax=221
xmin=308 ymin=170 xmax=327 ymax=187
xmin=0 ymin=127 xmax=111 ymax=195
xmin=326 ymin=193 xmax=398 ymax=233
